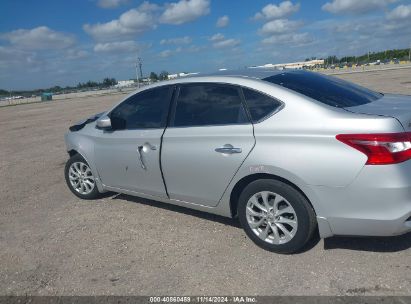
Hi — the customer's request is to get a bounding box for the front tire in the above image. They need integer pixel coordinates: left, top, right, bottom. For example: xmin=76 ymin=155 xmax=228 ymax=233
xmin=238 ymin=179 xmax=316 ymax=254
xmin=65 ymin=154 xmax=101 ymax=200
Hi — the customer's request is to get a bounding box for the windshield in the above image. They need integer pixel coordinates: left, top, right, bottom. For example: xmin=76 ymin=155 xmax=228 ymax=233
xmin=263 ymin=70 xmax=382 ymax=108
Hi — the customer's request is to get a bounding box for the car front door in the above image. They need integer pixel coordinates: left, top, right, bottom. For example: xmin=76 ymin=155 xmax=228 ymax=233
xmin=161 ymin=83 xmax=255 ymax=207
xmin=94 ymin=86 xmax=173 ymax=199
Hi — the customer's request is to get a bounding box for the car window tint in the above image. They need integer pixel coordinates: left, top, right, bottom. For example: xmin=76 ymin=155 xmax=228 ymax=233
xmin=264 ymin=70 xmax=382 ymax=108
xmin=173 ymin=84 xmax=248 ymax=127
xmin=110 ymin=86 xmax=171 ymax=130
xmin=242 ymin=88 xmax=282 ymax=122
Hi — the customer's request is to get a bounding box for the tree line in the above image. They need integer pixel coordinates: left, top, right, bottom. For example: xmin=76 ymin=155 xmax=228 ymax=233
xmin=76 ymin=77 xmax=117 ymax=89
xmin=323 ymin=48 xmax=410 ymax=65
xmin=148 ymin=71 xmax=169 ymax=82
xmin=0 ymin=77 xmax=118 ymax=98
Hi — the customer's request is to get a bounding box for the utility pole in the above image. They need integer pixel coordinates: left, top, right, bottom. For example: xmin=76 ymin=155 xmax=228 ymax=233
xmin=409 ymin=43 xmax=410 ymax=62
xmin=138 ymin=57 xmax=143 ymax=80
xmin=135 ymin=57 xmax=139 ymax=88
xmin=135 ymin=57 xmax=143 ymax=88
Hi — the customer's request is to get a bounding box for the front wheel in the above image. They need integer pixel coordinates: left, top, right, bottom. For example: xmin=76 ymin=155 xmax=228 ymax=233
xmin=238 ymin=179 xmax=317 ymax=254
xmin=64 ymin=154 xmax=101 ymax=200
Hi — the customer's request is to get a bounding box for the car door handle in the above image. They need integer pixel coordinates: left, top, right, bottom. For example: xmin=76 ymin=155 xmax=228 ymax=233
xmin=137 ymin=143 xmax=157 ymax=170
xmin=137 ymin=146 xmax=146 ymax=170
xmin=215 ymin=144 xmax=242 ymax=154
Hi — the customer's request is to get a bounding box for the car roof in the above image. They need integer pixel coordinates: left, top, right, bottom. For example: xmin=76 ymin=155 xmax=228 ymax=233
xmin=197 ymin=68 xmax=285 ymax=80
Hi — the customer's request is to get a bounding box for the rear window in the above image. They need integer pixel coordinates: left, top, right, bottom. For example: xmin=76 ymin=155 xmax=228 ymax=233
xmin=172 ymin=83 xmax=249 ymax=127
xmin=263 ymin=70 xmax=382 ymax=108
xmin=242 ymin=88 xmax=282 ymax=122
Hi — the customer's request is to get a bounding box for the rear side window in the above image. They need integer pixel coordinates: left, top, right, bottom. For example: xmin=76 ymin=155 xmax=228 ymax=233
xmin=242 ymin=88 xmax=282 ymax=122
xmin=110 ymin=86 xmax=172 ymax=130
xmin=264 ymin=70 xmax=382 ymax=108
xmin=172 ymin=83 xmax=249 ymax=127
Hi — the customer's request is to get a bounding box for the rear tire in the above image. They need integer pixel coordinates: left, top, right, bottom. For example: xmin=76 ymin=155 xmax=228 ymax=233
xmin=238 ymin=179 xmax=316 ymax=254
xmin=65 ymin=154 xmax=101 ymax=200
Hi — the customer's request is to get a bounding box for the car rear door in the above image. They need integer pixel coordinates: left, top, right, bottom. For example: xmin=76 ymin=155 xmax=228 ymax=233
xmin=93 ymin=85 xmax=173 ymax=199
xmin=161 ymin=83 xmax=255 ymax=207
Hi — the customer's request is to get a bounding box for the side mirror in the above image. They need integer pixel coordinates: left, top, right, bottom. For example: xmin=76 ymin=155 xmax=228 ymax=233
xmin=96 ymin=116 xmax=112 ymax=129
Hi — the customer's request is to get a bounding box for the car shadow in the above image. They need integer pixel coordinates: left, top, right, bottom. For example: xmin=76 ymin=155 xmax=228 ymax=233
xmin=109 ymin=193 xmax=411 ymax=253
xmin=111 ymin=193 xmax=242 ymax=228
xmin=324 ymin=233 xmax=411 ymax=252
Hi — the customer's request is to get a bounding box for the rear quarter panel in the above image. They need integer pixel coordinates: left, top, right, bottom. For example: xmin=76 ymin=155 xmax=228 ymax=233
xmin=219 ymin=86 xmax=404 ymax=216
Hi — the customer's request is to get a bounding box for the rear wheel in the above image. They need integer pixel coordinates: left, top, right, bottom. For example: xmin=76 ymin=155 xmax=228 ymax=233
xmin=65 ymin=154 xmax=101 ymax=200
xmin=238 ymin=179 xmax=316 ymax=254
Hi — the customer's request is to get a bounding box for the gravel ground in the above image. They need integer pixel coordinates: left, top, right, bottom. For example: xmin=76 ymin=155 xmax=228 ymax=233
xmin=1 ymin=69 xmax=411 ymax=296
xmin=323 ymin=66 xmax=411 ymax=95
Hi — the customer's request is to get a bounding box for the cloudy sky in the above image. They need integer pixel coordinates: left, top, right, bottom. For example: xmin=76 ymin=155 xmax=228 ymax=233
xmin=1 ymin=0 xmax=410 ymax=90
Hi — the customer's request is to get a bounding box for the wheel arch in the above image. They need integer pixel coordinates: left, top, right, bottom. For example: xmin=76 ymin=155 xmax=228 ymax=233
xmin=229 ymin=173 xmax=316 ymax=218
xmin=65 ymin=147 xmax=106 ymax=193
xmin=68 ymin=149 xmax=78 ymax=157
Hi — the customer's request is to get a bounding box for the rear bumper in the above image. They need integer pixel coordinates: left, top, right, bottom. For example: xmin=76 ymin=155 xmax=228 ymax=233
xmin=311 ymin=161 xmax=411 ymax=237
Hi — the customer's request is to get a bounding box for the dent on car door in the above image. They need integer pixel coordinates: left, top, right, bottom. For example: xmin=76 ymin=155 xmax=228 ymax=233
xmin=161 ymin=83 xmax=256 ymax=207
xmin=93 ymin=86 xmax=173 ymax=198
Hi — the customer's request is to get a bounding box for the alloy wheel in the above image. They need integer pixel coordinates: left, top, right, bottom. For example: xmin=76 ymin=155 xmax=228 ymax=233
xmin=68 ymin=161 xmax=95 ymax=195
xmin=246 ymin=191 xmax=298 ymax=245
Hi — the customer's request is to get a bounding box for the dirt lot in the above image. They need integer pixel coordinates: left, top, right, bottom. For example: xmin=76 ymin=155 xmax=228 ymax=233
xmin=323 ymin=66 xmax=411 ymax=95
xmin=1 ymin=69 xmax=411 ymax=296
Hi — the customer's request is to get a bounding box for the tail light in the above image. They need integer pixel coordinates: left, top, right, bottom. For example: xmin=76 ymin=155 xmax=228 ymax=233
xmin=336 ymin=132 xmax=411 ymax=165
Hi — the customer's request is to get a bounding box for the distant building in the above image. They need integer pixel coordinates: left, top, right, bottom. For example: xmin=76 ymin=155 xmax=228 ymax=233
xmin=114 ymin=80 xmax=135 ymax=88
xmin=250 ymin=59 xmax=325 ymax=70
xmin=168 ymin=72 xmax=199 ymax=80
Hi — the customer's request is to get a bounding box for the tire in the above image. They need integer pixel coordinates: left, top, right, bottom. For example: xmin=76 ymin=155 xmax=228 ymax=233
xmin=238 ymin=179 xmax=317 ymax=254
xmin=64 ymin=154 xmax=101 ymax=200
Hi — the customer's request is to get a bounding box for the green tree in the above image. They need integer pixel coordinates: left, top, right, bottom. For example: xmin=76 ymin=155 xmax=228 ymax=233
xmin=149 ymin=72 xmax=158 ymax=81
xmin=159 ymin=71 xmax=169 ymax=80
xmin=102 ymin=77 xmax=117 ymax=87
xmin=0 ymin=89 xmax=10 ymax=96
xmin=325 ymin=55 xmax=339 ymax=65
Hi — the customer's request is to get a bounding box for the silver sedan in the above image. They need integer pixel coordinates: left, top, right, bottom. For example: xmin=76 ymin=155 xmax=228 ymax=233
xmin=64 ymin=69 xmax=411 ymax=253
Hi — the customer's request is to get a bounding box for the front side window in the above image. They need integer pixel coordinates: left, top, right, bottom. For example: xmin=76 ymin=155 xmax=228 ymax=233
xmin=172 ymin=83 xmax=248 ymax=127
xmin=242 ymin=88 xmax=282 ymax=122
xmin=264 ymin=70 xmax=382 ymax=108
xmin=110 ymin=86 xmax=172 ymax=130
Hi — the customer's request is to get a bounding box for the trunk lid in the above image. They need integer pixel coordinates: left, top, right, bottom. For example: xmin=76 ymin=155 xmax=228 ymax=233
xmin=345 ymin=94 xmax=411 ymax=131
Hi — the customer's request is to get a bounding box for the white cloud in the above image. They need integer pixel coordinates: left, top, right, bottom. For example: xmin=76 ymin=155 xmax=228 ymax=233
xmin=97 ymin=0 xmax=129 ymax=9
xmin=0 ymin=46 xmax=36 ymax=67
xmin=259 ymin=19 xmax=302 ymax=35
xmin=83 ymin=2 xmax=159 ymax=41
xmin=253 ymin=1 xmax=300 ymax=20
xmin=212 ymin=38 xmax=240 ymax=49
xmin=158 ymin=45 xmax=202 ymax=57
xmin=209 ymin=33 xmax=225 ymax=41
xmin=159 ymin=50 xmax=173 ymax=58
xmin=2 ymin=26 xmax=75 ymax=50
xmin=94 ymin=40 xmax=139 ymax=53
xmin=216 ymin=15 xmax=229 ymax=28
xmin=186 ymin=45 xmax=204 ymax=52
xmin=322 ymin=0 xmax=396 ymax=14
xmin=66 ymin=49 xmax=89 ymax=59
xmin=387 ymin=4 xmax=411 ymax=20
xmin=313 ymin=13 xmax=411 ymax=38
xmin=159 ymin=47 xmax=184 ymax=58
xmin=160 ymin=36 xmax=192 ymax=45
xmin=262 ymin=32 xmax=313 ymax=45
xmin=208 ymin=33 xmax=240 ymax=48
xmin=160 ymin=0 xmax=210 ymax=25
